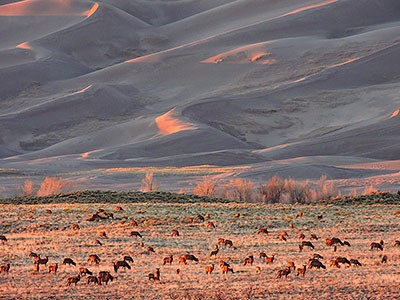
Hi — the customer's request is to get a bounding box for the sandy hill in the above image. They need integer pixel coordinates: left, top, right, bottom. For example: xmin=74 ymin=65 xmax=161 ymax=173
xmin=1 ymin=0 xmax=400 ymax=194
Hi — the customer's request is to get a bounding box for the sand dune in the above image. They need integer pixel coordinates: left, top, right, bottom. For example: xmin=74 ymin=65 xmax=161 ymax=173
xmin=1 ymin=0 xmax=400 ymax=193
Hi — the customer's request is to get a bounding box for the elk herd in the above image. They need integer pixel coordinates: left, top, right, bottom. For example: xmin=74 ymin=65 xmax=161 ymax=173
xmin=0 ymin=207 xmax=399 ymax=290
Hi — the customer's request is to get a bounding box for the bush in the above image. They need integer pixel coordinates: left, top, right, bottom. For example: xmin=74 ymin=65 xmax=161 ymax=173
xmin=37 ymin=177 xmax=70 ymax=196
xmin=259 ymin=176 xmax=285 ymax=203
xmin=193 ymin=177 xmax=217 ymax=197
xmin=141 ymin=172 xmax=157 ymax=192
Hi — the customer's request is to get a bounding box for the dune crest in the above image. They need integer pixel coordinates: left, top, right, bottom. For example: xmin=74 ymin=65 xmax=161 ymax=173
xmin=15 ymin=42 xmax=33 ymax=50
xmin=83 ymin=2 xmax=98 ymax=17
xmin=390 ymin=108 xmax=400 ymax=119
xmin=281 ymin=0 xmax=338 ymax=17
xmin=156 ymin=109 xmax=197 ymax=136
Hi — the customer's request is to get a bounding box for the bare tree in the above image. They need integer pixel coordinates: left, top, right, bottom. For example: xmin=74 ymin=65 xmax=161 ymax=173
xmin=284 ymin=178 xmax=311 ymax=204
xmin=226 ymin=178 xmax=254 ymax=202
xmin=259 ymin=176 xmax=285 ymax=203
xmin=23 ymin=180 xmax=35 ymax=196
xmin=37 ymin=177 xmax=70 ymax=196
xmin=193 ymin=177 xmax=217 ymax=197
xmin=141 ymin=171 xmax=157 ymax=192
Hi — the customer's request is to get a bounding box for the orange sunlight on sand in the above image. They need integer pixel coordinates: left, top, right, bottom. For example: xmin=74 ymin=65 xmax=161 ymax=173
xmin=155 ymin=109 xmax=197 ymax=136
xmin=281 ymin=0 xmax=338 ymax=17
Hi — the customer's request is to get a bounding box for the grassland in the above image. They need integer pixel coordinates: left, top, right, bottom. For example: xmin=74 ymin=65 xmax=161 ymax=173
xmin=0 ymin=191 xmax=399 ymax=299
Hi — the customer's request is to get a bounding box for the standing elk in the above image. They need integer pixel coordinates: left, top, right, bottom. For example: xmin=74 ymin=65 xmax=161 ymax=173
xmin=336 ymin=257 xmax=351 ymax=266
xmin=163 ymin=255 xmax=173 ymax=265
xmin=124 ymin=255 xmax=134 ymax=263
xmin=67 ymin=274 xmax=81 ymax=286
xmin=88 ymin=254 xmax=101 ymax=264
xmin=79 ymin=268 xmax=93 ymax=276
xmin=329 ymin=259 xmax=340 ymax=268
xmin=205 ymin=264 xmax=214 ymax=274
xmin=210 ymin=245 xmax=219 ymax=257
xmin=0 ymin=264 xmax=10 ymax=273
xmin=370 ymin=240 xmax=384 ymax=251
xmin=171 ymin=230 xmax=179 ymax=237
xmin=265 ymin=255 xmax=275 ymax=264
xmin=296 ymin=265 xmax=307 ymax=277
xmin=207 ymin=222 xmax=216 ymax=228
xmin=381 ymin=255 xmax=388 ymax=264
xmin=287 ymin=261 xmax=296 ymax=271
xmin=221 ymin=265 xmax=234 ymax=274
xmin=113 ymin=260 xmax=131 ymax=272
xmin=243 ymin=255 xmax=254 ymax=266
xmin=62 ymin=258 xmax=76 ymax=266
xmin=48 ymin=263 xmax=58 ymax=274
xmin=98 ymin=271 xmax=114 ymax=285
xmin=148 ymin=268 xmax=160 ymax=281
xmin=130 ymin=231 xmax=142 ymax=238
xmin=0 ymin=235 xmax=8 ymax=244
xmin=87 ymin=275 xmax=100 ymax=285
xmin=257 ymin=228 xmax=268 ymax=235
xmin=276 ymin=267 xmax=291 ymax=279
xmin=308 ymin=259 xmax=326 ymax=269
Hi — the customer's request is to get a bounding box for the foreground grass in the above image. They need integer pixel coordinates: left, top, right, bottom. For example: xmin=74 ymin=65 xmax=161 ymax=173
xmin=0 ymin=191 xmax=399 ymax=299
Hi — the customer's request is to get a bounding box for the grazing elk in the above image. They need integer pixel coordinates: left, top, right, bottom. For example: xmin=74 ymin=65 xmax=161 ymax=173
xmin=336 ymin=257 xmax=351 ymax=266
xmin=79 ymin=267 xmax=93 ymax=276
xmin=62 ymin=258 xmax=76 ymax=266
xmin=87 ymin=275 xmax=100 ymax=285
xmin=124 ymin=256 xmax=134 ymax=263
xmin=98 ymin=271 xmax=114 ymax=285
xmin=207 ymin=222 xmax=216 ymax=228
xmin=257 ymin=227 xmax=268 ymax=235
xmin=381 ymin=255 xmax=388 ymax=264
xmin=48 ymin=263 xmax=58 ymax=274
xmin=326 ymin=238 xmax=344 ymax=246
xmin=313 ymin=253 xmax=324 ymax=260
xmin=298 ymin=233 xmax=306 ymax=240
xmin=259 ymin=252 xmax=267 ymax=259
xmin=221 ymin=265 xmax=234 ymax=274
xmin=88 ymin=254 xmax=101 ymax=264
xmin=329 ymin=259 xmax=340 ymax=268
xmin=0 ymin=264 xmax=10 ymax=273
xmin=171 ymin=230 xmax=179 ymax=237
xmin=370 ymin=240 xmax=384 ymax=251
xmin=163 ymin=255 xmax=173 ymax=265
xmin=130 ymin=231 xmax=142 ymax=238
xmin=67 ymin=274 xmax=81 ymax=286
xmin=265 ymin=255 xmax=275 ymax=264
xmin=299 ymin=241 xmax=314 ymax=252
xmin=184 ymin=254 xmax=199 ymax=263
xmin=276 ymin=267 xmax=291 ymax=279
xmin=205 ymin=264 xmax=214 ymax=274
xmin=146 ymin=246 xmax=155 ymax=254
xmin=113 ymin=261 xmax=131 ymax=272
xmin=99 ymin=231 xmax=108 ymax=239
xmin=0 ymin=235 xmax=8 ymax=244
xmin=287 ymin=261 xmax=296 ymax=271
xmin=210 ymin=245 xmax=219 ymax=257
xmin=94 ymin=239 xmax=102 ymax=246
xmin=148 ymin=268 xmax=160 ymax=281
xmin=296 ymin=265 xmax=307 ymax=277
xmin=308 ymin=259 xmax=326 ymax=269
xmin=350 ymin=259 xmax=362 ymax=267
xmin=178 ymin=256 xmax=187 ymax=265
xmin=243 ymin=255 xmax=254 ymax=266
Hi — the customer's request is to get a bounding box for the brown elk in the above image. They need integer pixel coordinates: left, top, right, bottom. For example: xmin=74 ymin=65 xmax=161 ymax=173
xmin=163 ymin=255 xmax=173 ymax=265
xmin=336 ymin=257 xmax=351 ymax=266
xmin=184 ymin=254 xmax=199 ymax=263
xmin=99 ymin=231 xmax=108 ymax=239
xmin=62 ymin=258 xmax=76 ymax=266
xmin=276 ymin=267 xmax=291 ymax=279
xmin=0 ymin=235 xmax=8 ymax=244
xmin=45 ymin=209 xmax=52 ymax=214
xmin=113 ymin=261 xmax=131 ymax=272
xmin=98 ymin=271 xmax=114 ymax=285
xmin=94 ymin=239 xmax=103 ymax=246
xmin=205 ymin=264 xmax=214 ymax=274
xmin=79 ymin=267 xmax=93 ymax=276
xmin=48 ymin=263 xmax=58 ymax=274
xmin=171 ymin=230 xmax=179 ymax=237
xmin=219 ymin=260 xmax=230 ymax=268
xmin=36 ymin=256 xmax=48 ymax=266
xmin=370 ymin=240 xmax=384 ymax=251
xmin=218 ymin=238 xmax=233 ymax=247
xmin=287 ymin=261 xmax=296 ymax=271
xmin=130 ymin=220 xmax=138 ymax=227
xmin=317 ymin=215 xmax=323 ymax=221
xmin=299 ymin=241 xmax=314 ymax=252
xmin=257 ymin=228 xmax=268 ymax=235
xmin=115 ymin=206 xmax=124 ymax=212
xmin=130 ymin=231 xmax=142 ymax=238
xmin=221 ymin=265 xmax=234 ymax=274
xmin=381 ymin=255 xmax=388 ymax=264
xmin=244 ymin=255 xmax=254 ymax=266
xmin=310 ymin=234 xmax=319 ymax=240
xmin=67 ymin=274 xmax=81 ymax=286
xmin=124 ymin=255 xmax=134 ymax=263
xmin=256 ymin=266 xmax=261 ymax=274
xmin=87 ymin=275 xmax=100 ymax=285
xmin=308 ymin=258 xmax=326 ymax=269
xmin=88 ymin=254 xmax=101 ymax=264
xmin=329 ymin=259 xmax=340 ymax=268
xmin=394 ymin=240 xmax=400 ymax=247
xmin=178 ymin=256 xmax=187 ymax=265
xmin=298 ymin=233 xmax=306 ymax=240
xmin=296 ymin=265 xmax=306 ymax=277
xmin=0 ymin=264 xmax=10 ymax=273
xmin=265 ymin=255 xmax=275 ymax=264
xmin=326 ymin=238 xmax=344 ymax=246
xmin=312 ymin=253 xmax=323 ymax=260
xmin=196 ymin=215 xmax=205 ymax=222
xmin=210 ymin=245 xmax=219 ymax=257
xmin=148 ymin=268 xmax=160 ymax=281
xmin=296 ymin=211 xmax=303 ymax=218
xmin=207 ymin=222 xmax=216 ymax=228
xmin=259 ymin=252 xmax=267 ymax=259
xmin=350 ymin=259 xmax=362 ymax=267
xmin=234 ymin=212 xmax=240 ymax=218
xmin=146 ymin=246 xmax=155 ymax=254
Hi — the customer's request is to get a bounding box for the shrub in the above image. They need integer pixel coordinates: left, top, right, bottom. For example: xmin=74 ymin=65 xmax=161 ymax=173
xmin=23 ymin=180 xmax=35 ymax=196
xmin=141 ymin=171 xmax=157 ymax=192
xmin=193 ymin=177 xmax=217 ymax=197
xmin=37 ymin=177 xmax=70 ymax=196
xmin=224 ymin=178 xmax=254 ymax=202
xmin=259 ymin=176 xmax=285 ymax=203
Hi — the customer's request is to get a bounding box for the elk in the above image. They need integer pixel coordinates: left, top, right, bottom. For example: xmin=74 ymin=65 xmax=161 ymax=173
xmin=62 ymin=258 xmax=76 ymax=266
xmin=67 ymin=274 xmax=81 ymax=286
xmin=178 ymin=256 xmax=187 ymax=265
xmin=48 ymin=263 xmax=58 ymax=274
xmin=336 ymin=257 xmax=351 ymax=266
xmin=163 ymin=255 xmax=173 ymax=265
xmin=394 ymin=240 xmax=400 ymax=247
xmin=79 ymin=267 xmax=93 ymax=276
xmin=259 ymin=252 xmax=267 ymax=259
xmin=87 ymin=275 xmax=100 ymax=285
xmin=210 ymin=245 xmax=219 ymax=257
xmin=146 ymin=246 xmax=155 ymax=254
xmin=280 ymin=231 xmax=289 ymax=241
xmin=326 ymin=238 xmax=344 ymax=246
xmin=299 ymin=241 xmax=314 ymax=252
xmin=256 ymin=266 xmax=261 ymax=274
xmin=171 ymin=230 xmax=179 ymax=237
xmin=148 ymin=268 xmax=160 ymax=281
xmin=276 ymin=267 xmax=291 ymax=279
xmin=115 ymin=206 xmax=124 ymax=212
xmin=313 ymin=253 xmax=323 ymax=260
xmin=0 ymin=235 xmax=8 ymax=244
xmin=329 ymin=259 xmax=340 ymax=268
xmin=265 ymin=255 xmax=275 ymax=264
xmin=296 ymin=211 xmax=303 ymax=218
xmin=350 ymin=259 xmax=362 ymax=267
xmin=219 ymin=260 xmax=230 ymax=268
xmin=99 ymin=231 xmax=108 ymax=239
xmin=221 ymin=265 xmax=234 ymax=274
xmin=124 ymin=256 xmax=134 ymax=263
xmin=257 ymin=227 xmax=268 ymax=235
xmin=298 ymin=233 xmax=306 ymax=240
xmin=218 ymin=238 xmax=233 ymax=247
xmin=130 ymin=220 xmax=138 ymax=227
xmin=196 ymin=215 xmax=205 ymax=222
xmin=287 ymin=261 xmax=296 ymax=271
xmin=113 ymin=260 xmax=131 ymax=272
xmin=381 ymin=255 xmax=388 ymax=264
xmin=130 ymin=231 xmax=142 ymax=238
xmin=45 ymin=209 xmax=52 ymax=214
xmin=296 ymin=265 xmax=307 ymax=277
xmin=98 ymin=271 xmax=114 ymax=285
xmin=0 ymin=264 xmax=10 ymax=273
xmin=88 ymin=254 xmax=101 ymax=264
xmin=183 ymin=254 xmax=199 ymax=263
xmin=36 ymin=256 xmax=48 ymax=266
xmin=205 ymin=264 xmax=214 ymax=274
xmin=310 ymin=234 xmax=319 ymax=240
xmin=207 ymin=221 xmax=216 ymax=228
xmin=243 ymin=255 xmax=254 ymax=266
xmin=308 ymin=259 xmax=326 ymax=269
xmin=234 ymin=212 xmax=240 ymax=218
xmin=205 ymin=213 xmax=211 ymax=219
xmin=370 ymin=240 xmax=384 ymax=251
xmin=317 ymin=215 xmax=323 ymax=221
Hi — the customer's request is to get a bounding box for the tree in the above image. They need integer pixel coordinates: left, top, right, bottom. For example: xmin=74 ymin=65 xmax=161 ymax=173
xmin=259 ymin=176 xmax=285 ymax=203
xmin=193 ymin=177 xmax=217 ymax=197
xmin=141 ymin=171 xmax=157 ymax=192
xmin=37 ymin=177 xmax=70 ymax=196
xmin=226 ymin=178 xmax=254 ymax=202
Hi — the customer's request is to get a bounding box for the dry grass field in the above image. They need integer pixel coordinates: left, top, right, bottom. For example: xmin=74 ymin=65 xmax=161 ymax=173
xmin=0 ymin=191 xmax=399 ymax=299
